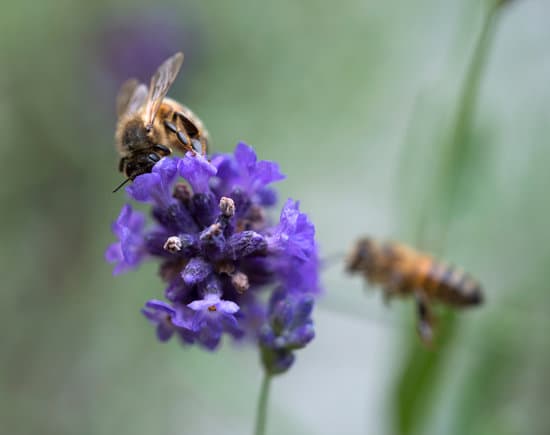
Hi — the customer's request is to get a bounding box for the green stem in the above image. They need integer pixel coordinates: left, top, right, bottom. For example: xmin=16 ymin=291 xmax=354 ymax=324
xmin=254 ymin=372 xmax=272 ymax=435
xmin=394 ymin=3 xmax=507 ymax=435
xmin=431 ymin=0 xmax=502 ymax=252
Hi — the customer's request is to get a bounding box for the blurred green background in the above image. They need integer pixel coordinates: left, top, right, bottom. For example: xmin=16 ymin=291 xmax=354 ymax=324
xmin=2 ymin=0 xmax=549 ymax=434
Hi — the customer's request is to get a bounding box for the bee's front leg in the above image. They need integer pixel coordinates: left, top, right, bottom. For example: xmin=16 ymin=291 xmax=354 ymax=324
xmin=173 ymin=111 xmax=199 ymax=137
xmin=163 ymin=119 xmax=194 ymax=154
xmin=174 ymin=112 xmax=205 ymax=155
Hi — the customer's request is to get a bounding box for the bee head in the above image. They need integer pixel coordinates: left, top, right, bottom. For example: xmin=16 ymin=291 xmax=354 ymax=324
xmin=464 ymin=281 xmax=484 ymax=306
xmin=346 ymin=237 xmax=376 ymax=273
xmin=123 ymin=119 xmax=151 ymax=150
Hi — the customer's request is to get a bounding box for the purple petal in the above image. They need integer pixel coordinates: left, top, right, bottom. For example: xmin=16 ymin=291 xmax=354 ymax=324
xmin=187 ymin=298 xmax=214 ymax=311
xmin=262 ymin=349 xmax=295 ymax=374
xmin=112 ymin=262 xmax=129 ymax=276
xmin=126 ymin=157 xmax=179 ymax=206
xmin=210 ymin=143 xmax=285 ymax=199
xmin=191 ymin=193 xmax=218 ymax=228
xmin=171 ymin=305 xmax=195 ymax=329
xmin=254 ymin=160 xmax=285 ymax=186
xmin=225 ymin=231 xmax=267 ymax=259
xmin=199 ymin=274 xmax=223 ymax=296
xmin=141 ymin=300 xmax=178 ymax=342
xmin=277 ymin=200 xmax=316 ymax=257
xmin=217 ymin=300 xmax=240 ymax=314
xmin=156 ymin=323 xmax=175 ymax=341
xmin=111 ymin=204 xmax=130 ymax=233
xmin=152 ymin=202 xmax=199 ymax=234
xmin=211 ymin=154 xmax=236 ymax=186
xmin=288 ymin=324 xmax=315 ymax=348
xmin=256 ymin=187 xmax=278 ymax=206
xmin=260 ymin=291 xmax=316 ymax=366
xmin=234 ymin=142 xmax=257 ymax=169
xmin=144 ymin=299 xmax=175 ymax=315
xmin=197 ymin=324 xmax=223 ymax=350
xmin=220 ymin=314 xmax=244 ymax=337
xmin=235 ymin=143 xmax=285 ymax=194
xmin=105 ymin=242 xmax=123 ymax=263
xmin=120 ymin=234 xmax=142 ymax=265
xmin=126 ymin=172 xmax=160 ymax=201
xmin=294 ymin=294 xmax=315 ymax=323
xmin=267 ymin=199 xmax=320 ymax=293
xmin=178 ymin=153 xmax=217 ymax=194
xmin=271 ymin=300 xmax=294 ymax=330
xmin=274 ymin=351 xmax=295 ymax=372
xmin=177 ymin=327 xmax=196 ymax=344
xmin=181 ymin=257 xmax=212 ymax=286
xmin=113 ymin=204 xmax=145 ymax=236
xmin=165 ymin=280 xmax=190 ymax=302
xmin=106 ymin=205 xmax=147 ymax=274
xmin=259 ymin=325 xmax=276 ymax=347
xmin=153 ymin=156 xmax=179 ymax=179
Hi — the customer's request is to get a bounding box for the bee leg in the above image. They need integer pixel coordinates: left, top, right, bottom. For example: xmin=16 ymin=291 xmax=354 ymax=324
xmin=191 ymin=138 xmax=203 ymax=154
xmin=415 ymin=292 xmax=435 ymax=345
xmin=383 ymin=272 xmax=404 ymax=305
xmin=199 ymin=137 xmax=208 ymax=155
xmin=163 ymin=119 xmax=194 ymax=154
xmin=153 ymin=144 xmax=172 ymax=156
xmin=173 ymin=111 xmax=199 ymax=137
xmin=174 ymin=111 xmax=206 ymax=155
xmin=382 ymin=288 xmax=393 ymax=306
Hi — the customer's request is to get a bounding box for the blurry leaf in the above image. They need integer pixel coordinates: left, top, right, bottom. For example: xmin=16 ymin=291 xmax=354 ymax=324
xmin=394 ymin=310 xmax=457 ymax=435
xmin=449 ymin=280 xmax=550 ymax=435
xmin=395 ymin=88 xmax=453 ymax=247
xmin=392 ymin=2 xmax=503 ymax=435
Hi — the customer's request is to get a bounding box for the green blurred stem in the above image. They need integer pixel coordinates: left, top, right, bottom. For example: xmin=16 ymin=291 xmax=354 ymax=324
xmin=254 ymin=372 xmax=272 ymax=435
xmin=431 ymin=0 xmax=503 ymax=250
xmin=395 ymin=3 xmax=505 ymax=435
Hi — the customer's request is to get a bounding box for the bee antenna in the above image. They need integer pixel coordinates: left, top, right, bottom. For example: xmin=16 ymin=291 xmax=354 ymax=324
xmin=112 ymin=178 xmax=131 ymax=193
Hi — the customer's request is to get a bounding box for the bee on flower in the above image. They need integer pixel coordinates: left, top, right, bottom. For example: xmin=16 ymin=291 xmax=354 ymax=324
xmin=106 ymin=143 xmax=319 ymax=373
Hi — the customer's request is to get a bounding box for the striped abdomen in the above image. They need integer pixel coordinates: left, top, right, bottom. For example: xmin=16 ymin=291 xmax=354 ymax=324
xmin=421 ymin=261 xmax=483 ymax=307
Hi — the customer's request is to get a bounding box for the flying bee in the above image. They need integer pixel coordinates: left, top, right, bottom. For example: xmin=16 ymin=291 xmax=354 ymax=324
xmin=346 ymin=237 xmax=483 ymax=344
xmin=113 ymin=52 xmax=209 ymax=192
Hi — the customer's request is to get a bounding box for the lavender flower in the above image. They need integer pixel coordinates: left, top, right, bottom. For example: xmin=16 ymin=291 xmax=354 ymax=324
xmin=267 ymin=199 xmax=320 ymax=293
xmin=105 ymin=204 xmax=147 ymax=274
xmin=259 ymin=289 xmax=315 ymax=375
xmin=142 ymin=300 xmax=194 ymax=344
xmin=106 ymin=143 xmax=320 ymax=369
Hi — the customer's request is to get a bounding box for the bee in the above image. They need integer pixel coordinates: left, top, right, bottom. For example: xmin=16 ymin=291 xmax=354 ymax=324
xmin=346 ymin=237 xmax=483 ymax=344
xmin=113 ymin=52 xmax=209 ymax=192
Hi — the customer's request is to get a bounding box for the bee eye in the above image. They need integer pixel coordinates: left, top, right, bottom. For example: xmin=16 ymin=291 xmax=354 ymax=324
xmin=125 ymin=162 xmax=136 ymax=174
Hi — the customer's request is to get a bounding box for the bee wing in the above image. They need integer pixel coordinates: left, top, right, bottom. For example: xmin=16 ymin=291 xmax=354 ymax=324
xmin=116 ymin=79 xmax=148 ymax=118
xmin=143 ymin=52 xmax=184 ymax=128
